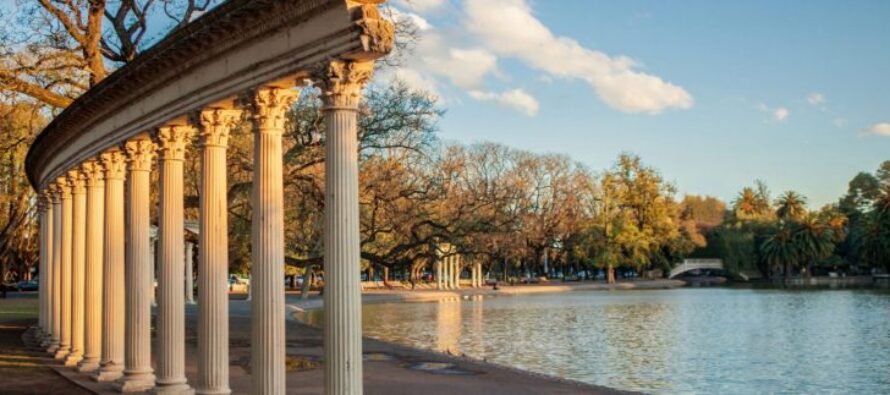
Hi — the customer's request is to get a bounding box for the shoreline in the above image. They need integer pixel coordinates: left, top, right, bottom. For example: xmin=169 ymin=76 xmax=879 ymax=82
xmin=285 ymin=278 xmax=687 ymax=312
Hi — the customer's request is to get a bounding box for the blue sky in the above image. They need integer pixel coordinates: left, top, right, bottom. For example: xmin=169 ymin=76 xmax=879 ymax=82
xmin=386 ymin=0 xmax=890 ymax=207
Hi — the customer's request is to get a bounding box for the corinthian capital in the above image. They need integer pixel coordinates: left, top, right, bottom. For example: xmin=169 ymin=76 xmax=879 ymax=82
xmin=38 ymin=191 xmax=51 ymax=212
xmin=124 ymin=136 xmax=156 ymax=172
xmin=155 ymin=125 xmax=195 ymax=161
xmin=242 ymin=87 xmax=298 ymax=133
xmin=48 ymin=182 xmax=64 ymax=202
xmin=314 ymin=60 xmax=374 ymax=109
xmin=81 ymin=160 xmax=105 ymax=188
xmin=99 ymin=149 xmax=127 ymax=180
xmin=193 ymin=108 xmax=243 ymax=148
xmin=67 ymin=169 xmax=86 ymax=195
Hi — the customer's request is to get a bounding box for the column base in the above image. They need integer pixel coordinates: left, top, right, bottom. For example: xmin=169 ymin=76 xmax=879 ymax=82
xmin=117 ymin=371 xmax=156 ymax=393
xmin=93 ymin=366 xmax=124 ymax=382
xmin=152 ymin=382 xmax=194 ymax=395
xmin=194 ymin=387 xmax=232 ymax=395
xmin=53 ymin=347 xmax=70 ymax=360
xmin=64 ymin=353 xmax=83 ymax=367
xmin=77 ymin=358 xmax=101 ymax=373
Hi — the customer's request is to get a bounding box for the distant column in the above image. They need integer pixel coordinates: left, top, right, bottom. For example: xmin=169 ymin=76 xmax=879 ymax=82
xmin=317 ymin=60 xmax=374 ymax=395
xmin=244 ymin=86 xmax=297 ymax=395
xmin=184 ymin=242 xmax=195 ymax=305
xmin=194 ymin=108 xmax=241 ymax=395
xmin=436 ymin=261 xmax=443 ymax=290
xmin=47 ymin=183 xmax=63 ymax=354
xmin=119 ymin=136 xmax=157 ymax=392
xmin=95 ymin=149 xmax=126 ymax=382
xmin=476 ymin=262 xmax=483 ymax=287
xmin=154 ymin=125 xmax=195 ymax=394
xmin=65 ymin=169 xmax=86 ymax=367
xmin=79 ymin=160 xmax=105 ymax=372
xmin=38 ymin=192 xmax=53 ymax=342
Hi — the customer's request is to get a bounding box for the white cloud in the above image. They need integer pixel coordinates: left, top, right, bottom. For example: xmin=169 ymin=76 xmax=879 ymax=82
xmin=806 ymin=92 xmax=825 ymax=106
xmin=464 ymin=0 xmax=692 ymax=114
xmin=389 ymin=68 xmax=440 ymax=98
xmin=865 ymin=122 xmax=890 ymax=136
xmin=396 ymin=0 xmax=446 ymax=13
xmin=469 ymin=89 xmax=540 ymax=116
xmin=425 ymin=47 xmax=499 ymax=90
xmin=386 ymin=7 xmax=433 ymax=31
xmin=833 ymin=118 xmax=846 ymax=128
xmin=773 ymin=107 xmax=789 ymax=122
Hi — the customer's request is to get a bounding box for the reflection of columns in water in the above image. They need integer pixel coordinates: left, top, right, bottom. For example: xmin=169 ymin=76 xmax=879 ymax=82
xmin=469 ymin=295 xmax=484 ymax=355
xmin=435 ymin=299 xmax=462 ymax=354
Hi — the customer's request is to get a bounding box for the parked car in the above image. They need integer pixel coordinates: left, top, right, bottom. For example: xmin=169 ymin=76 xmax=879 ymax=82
xmin=16 ymin=279 xmax=39 ymax=292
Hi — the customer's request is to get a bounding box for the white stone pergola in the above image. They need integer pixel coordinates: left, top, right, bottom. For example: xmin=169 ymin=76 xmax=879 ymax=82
xmin=26 ymin=1 xmax=394 ymax=394
xmin=435 ymin=245 xmax=484 ymax=290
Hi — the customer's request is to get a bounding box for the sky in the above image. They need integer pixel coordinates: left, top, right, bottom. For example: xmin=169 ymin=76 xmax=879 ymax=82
xmin=383 ymin=0 xmax=890 ymax=207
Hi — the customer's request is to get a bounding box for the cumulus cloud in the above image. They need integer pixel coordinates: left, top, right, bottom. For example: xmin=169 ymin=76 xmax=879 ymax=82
xmin=464 ymin=0 xmax=693 ymax=114
xmin=865 ymin=122 xmax=890 ymax=136
xmin=806 ymin=92 xmax=825 ymax=106
xmin=396 ymin=0 xmax=446 ymax=13
xmin=425 ymin=47 xmax=499 ymax=90
xmin=469 ymin=89 xmax=540 ymax=116
xmin=773 ymin=107 xmax=789 ymax=122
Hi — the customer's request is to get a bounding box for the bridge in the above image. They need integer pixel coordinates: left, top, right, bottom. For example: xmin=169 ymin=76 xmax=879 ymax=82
xmin=668 ymin=259 xmax=726 ymax=279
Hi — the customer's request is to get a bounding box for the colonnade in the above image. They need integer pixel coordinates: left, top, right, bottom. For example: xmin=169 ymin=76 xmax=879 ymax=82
xmin=436 ymin=255 xmax=485 ymax=290
xmin=32 ymin=59 xmax=376 ymax=395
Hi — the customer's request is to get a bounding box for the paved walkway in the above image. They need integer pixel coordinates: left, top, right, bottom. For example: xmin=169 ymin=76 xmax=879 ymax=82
xmin=0 ymin=302 xmax=90 ymax=395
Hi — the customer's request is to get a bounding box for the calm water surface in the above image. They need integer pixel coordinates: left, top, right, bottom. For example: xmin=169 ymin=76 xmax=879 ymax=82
xmin=299 ymin=288 xmax=890 ymax=394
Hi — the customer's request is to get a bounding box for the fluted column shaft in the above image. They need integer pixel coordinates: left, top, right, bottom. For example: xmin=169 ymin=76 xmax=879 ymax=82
xmin=195 ymin=109 xmax=240 ymax=395
xmin=80 ymin=162 xmax=105 ymax=372
xmin=96 ymin=150 xmax=126 ymax=382
xmin=38 ymin=194 xmax=53 ymax=340
xmin=67 ymin=171 xmax=87 ymax=366
xmin=246 ymin=88 xmax=296 ymax=395
xmin=184 ymin=243 xmax=194 ymax=305
xmin=436 ymin=261 xmax=442 ymax=290
xmin=55 ymin=180 xmax=73 ymax=360
xmin=48 ymin=185 xmax=63 ymax=353
xmin=155 ymin=126 xmax=195 ymax=394
xmin=319 ymin=60 xmax=374 ymax=395
xmin=120 ymin=137 xmax=156 ymax=392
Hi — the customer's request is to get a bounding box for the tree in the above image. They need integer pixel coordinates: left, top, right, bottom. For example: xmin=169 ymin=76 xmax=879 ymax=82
xmin=761 ymin=224 xmax=799 ymax=281
xmin=775 ymin=191 xmax=807 ymax=222
xmin=1 ymin=1 xmax=218 ymax=109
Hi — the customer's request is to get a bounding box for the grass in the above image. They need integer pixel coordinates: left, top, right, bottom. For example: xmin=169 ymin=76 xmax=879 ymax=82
xmin=0 ymin=295 xmax=38 ymax=322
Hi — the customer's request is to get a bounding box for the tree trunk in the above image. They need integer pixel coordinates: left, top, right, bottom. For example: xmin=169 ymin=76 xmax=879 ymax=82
xmin=607 ymin=264 xmax=615 ymax=284
xmin=300 ymin=266 xmax=312 ymax=300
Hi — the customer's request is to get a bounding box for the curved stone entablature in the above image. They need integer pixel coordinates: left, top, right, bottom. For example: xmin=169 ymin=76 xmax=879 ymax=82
xmin=26 ymin=0 xmax=393 ymax=190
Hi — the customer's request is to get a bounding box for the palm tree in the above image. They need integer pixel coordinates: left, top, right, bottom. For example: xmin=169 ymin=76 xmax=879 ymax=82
xmin=734 ymin=187 xmax=758 ymax=219
xmin=794 ymin=215 xmax=834 ymax=277
xmin=761 ymin=224 xmax=799 ymax=282
xmin=775 ymin=191 xmax=807 ymax=221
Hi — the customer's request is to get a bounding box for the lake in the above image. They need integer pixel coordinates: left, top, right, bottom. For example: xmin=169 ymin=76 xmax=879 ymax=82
xmin=298 ymin=287 xmax=890 ymax=394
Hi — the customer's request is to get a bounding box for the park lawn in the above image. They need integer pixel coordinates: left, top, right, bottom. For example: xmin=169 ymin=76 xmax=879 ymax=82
xmin=0 ymin=296 xmax=38 ymax=323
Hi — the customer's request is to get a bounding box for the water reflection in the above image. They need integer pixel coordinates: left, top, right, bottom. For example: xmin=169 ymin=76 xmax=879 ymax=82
xmin=301 ymin=288 xmax=890 ymax=394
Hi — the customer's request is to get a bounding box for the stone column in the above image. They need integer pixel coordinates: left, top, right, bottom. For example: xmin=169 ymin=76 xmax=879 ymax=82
xmin=244 ymin=87 xmax=297 ymax=395
xmin=184 ymin=242 xmax=194 ymax=305
xmin=48 ymin=183 xmax=63 ymax=354
xmin=65 ymin=169 xmax=86 ymax=367
xmin=436 ymin=261 xmax=443 ymax=290
xmin=38 ymin=193 xmax=53 ymax=341
xmin=119 ymin=136 xmax=157 ymax=392
xmin=194 ymin=108 xmax=241 ymax=395
xmin=96 ymin=149 xmax=126 ymax=382
xmin=318 ymin=60 xmax=374 ymax=395
xmin=55 ymin=178 xmax=73 ymax=360
xmin=79 ymin=160 xmax=105 ymax=372
xmin=476 ymin=262 xmax=483 ymax=287
xmin=154 ymin=125 xmax=195 ymax=394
